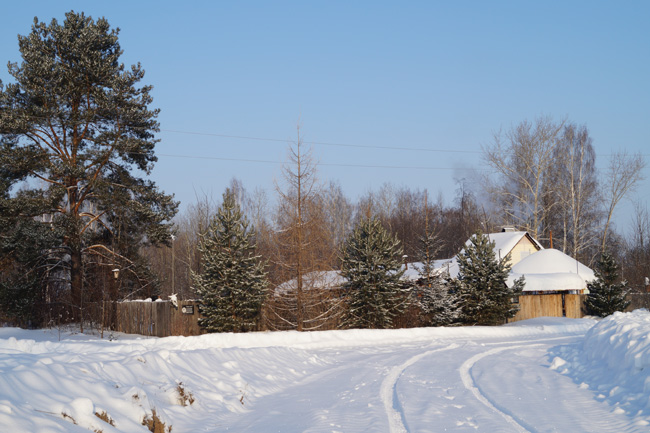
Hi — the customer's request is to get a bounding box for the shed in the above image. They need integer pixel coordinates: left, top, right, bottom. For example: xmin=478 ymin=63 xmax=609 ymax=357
xmin=506 ymin=249 xmax=595 ymax=322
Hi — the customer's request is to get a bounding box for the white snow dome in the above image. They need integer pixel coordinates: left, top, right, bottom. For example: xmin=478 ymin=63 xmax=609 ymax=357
xmin=507 ymin=249 xmax=596 ymax=293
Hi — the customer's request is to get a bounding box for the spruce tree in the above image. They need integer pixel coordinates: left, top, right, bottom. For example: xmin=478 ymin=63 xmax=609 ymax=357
xmin=0 ymin=11 xmax=177 ymax=320
xmin=340 ymin=217 xmax=408 ymax=329
xmin=452 ymin=232 xmax=524 ymax=325
xmin=192 ymin=189 xmax=268 ymax=333
xmin=415 ymin=231 xmax=460 ymax=326
xmin=584 ymin=252 xmax=630 ymax=317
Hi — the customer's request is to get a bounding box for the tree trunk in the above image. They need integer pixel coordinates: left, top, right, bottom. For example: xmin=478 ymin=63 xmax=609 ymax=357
xmin=70 ymin=246 xmax=84 ymax=332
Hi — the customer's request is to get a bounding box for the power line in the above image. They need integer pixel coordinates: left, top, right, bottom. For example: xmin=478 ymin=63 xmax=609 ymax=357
xmin=160 ymin=128 xmax=482 ymax=154
xmin=10 ymin=115 xmax=649 ymax=158
xmin=11 ymin=115 xmax=483 ymax=153
xmin=158 ymin=154 xmax=281 ymax=164
xmin=156 ymin=151 xmax=636 ymax=173
xmin=157 ymin=153 xmax=475 ymax=171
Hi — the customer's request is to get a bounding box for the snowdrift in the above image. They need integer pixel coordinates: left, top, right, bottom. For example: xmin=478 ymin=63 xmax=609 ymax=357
xmin=551 ymin=309 xmax=650 ymax=418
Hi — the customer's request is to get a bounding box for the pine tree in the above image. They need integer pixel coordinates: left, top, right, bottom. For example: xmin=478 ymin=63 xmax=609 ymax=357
xmin=340 ymin=217 xmax=408 ymax=329
xmin=0 ymin=12 xmax=177 ymax=321
xmin=584 ymin=252 xmax=630 ymax=317
xmin=192 ymin=189 xmax=268 ymax=333
xmin=452 ymin=232 xmax=524 ymax=325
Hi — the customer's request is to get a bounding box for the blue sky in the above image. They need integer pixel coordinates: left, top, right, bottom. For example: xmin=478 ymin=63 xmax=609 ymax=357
xmin=1 ymin=1 xmax=649 ymax=234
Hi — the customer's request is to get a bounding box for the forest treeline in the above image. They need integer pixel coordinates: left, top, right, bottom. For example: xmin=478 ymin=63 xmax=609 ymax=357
xmin=0 ymin=11 xmax=647 ymax=330
xmin=141 ymin=121 xmax=649 ymax=331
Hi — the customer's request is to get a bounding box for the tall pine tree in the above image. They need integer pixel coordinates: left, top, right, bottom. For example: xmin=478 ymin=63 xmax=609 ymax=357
xmin=192 ymin=189 xmax=268 ymax=333
xmin=0 ymin=12 xmax=177 ymax=322
xmin=584 ymin=252 xmax=630 ymax=317
xmin=452 ymin=232 xmax=524 ymax=325
xmin=340 ymin=217 xmax=408 ymax=329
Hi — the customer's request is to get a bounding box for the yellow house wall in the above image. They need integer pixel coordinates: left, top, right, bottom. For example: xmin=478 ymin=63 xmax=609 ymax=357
xmin=504 ymin=236 xmax=540 ymax=267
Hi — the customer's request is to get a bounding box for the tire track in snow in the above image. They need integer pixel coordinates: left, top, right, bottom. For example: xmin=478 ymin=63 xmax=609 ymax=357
xmin=459 ymin=344 xmax=542 ymax=433
xmin=381 ymin=343 xmax=458 ymax=433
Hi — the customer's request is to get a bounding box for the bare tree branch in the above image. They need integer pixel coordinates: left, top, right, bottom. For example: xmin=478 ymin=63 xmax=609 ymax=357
xmin=602 ymin=151 xmax=646 ymax=252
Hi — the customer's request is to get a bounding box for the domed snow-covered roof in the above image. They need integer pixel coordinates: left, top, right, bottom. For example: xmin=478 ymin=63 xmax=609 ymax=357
xmin=507 ymin=249 xmax=596 ymax=292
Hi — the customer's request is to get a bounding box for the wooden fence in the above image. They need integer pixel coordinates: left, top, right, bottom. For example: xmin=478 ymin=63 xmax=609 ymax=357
xmin=112 ymin=300 xmax=203 ymax=337
xmin=107 ymin=293 xmax=647 ymax=336
xmin=510 ymin=293 xmax=586 ymax=322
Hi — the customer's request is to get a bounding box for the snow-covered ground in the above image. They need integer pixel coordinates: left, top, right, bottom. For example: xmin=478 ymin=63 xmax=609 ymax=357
xmin=1 ymin=311 xmax=649 ymax=433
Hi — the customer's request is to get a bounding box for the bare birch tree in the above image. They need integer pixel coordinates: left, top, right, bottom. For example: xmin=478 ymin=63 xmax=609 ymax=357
xmin=623 ymin=201 xmax=650 ymax=296
xmin=483 ymin=116 xmax=565 ymax=240
xmin=601 ymin=151 xmax=646 ymax=252
xmin=322 ymin=181 xmax=354 ymax=259
xmin=545 ymin=124 xmax=601 ymax=260
xmin=357 ymin=183 xmax=397 ymax=225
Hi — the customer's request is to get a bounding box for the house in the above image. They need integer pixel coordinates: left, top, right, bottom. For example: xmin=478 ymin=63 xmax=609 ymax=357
xmin=432 ymin=229 xmax=594 ymax=322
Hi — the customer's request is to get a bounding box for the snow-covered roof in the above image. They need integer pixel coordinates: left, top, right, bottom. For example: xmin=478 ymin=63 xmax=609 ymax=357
xmin=276 ymin=263 xmax=429 ymax=295
xmin=482 ymin=231 xmax=543 ymax=260
xmin=404 ymin=261 xmax=451 ymax=281
xmin=275 ymin=270 xmax=345 ymax=295
xmin=431 ymin=258 xmax=460 ymax=279
xmin=507 ymin=249 xmax=596 ymax=292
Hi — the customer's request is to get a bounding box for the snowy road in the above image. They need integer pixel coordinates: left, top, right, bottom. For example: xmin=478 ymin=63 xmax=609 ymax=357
xmin=218 ymin=334 xmax=646 ymax=433
xmin=1 ymin=314 xmax=649 ymax=432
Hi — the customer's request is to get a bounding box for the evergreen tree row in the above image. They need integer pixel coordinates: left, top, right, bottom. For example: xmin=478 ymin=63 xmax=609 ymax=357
xmin=191 ymin=207 xmax=530 ymax=332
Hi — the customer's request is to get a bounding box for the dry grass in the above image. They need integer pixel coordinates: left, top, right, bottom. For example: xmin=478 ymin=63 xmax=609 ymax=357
xmin=176 ymin=382 xmax=195 ymax=406
xmin=239 ymin=384 xmax=249 ymax=406
xmin=95 ymin=410 xmax=115 ymax=426
xmin=142 ymin=409 xmax=172 ymax=433
xmin=61 ymin=412 xmax=77 ymax=424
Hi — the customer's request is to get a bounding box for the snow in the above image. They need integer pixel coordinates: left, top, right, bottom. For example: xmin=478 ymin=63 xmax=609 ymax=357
xmin=2 ymin=311 xmax=649 ymax=432
xmin=549 ymin=309 xmax=650 ymax=423
xmin=485 ymin=231 xmax=543 ymax=258
xmin=275 ymin=269 xmax=346 ymax=294
xmin=511 ymin=248 xmax=595 ymax=279
xmin=508 ymin=249 xmax=596 ymax=292
xmin=512 ymin=272 xmax=589 ymax=292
